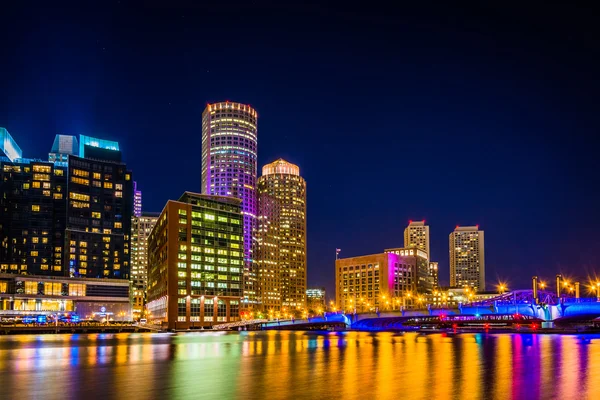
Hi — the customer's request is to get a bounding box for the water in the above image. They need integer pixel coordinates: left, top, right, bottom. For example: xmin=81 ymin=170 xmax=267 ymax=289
xmin=0 ymin=331 xmax=599 ymax=399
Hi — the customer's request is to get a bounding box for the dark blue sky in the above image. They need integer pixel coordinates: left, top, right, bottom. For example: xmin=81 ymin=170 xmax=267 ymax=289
xmin=1 ymin=1 xmax=599 ymax=296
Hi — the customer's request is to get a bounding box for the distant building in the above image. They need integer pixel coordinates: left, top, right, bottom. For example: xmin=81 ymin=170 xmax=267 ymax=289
xmin=385 ymin=247 xmax=432 ymax=294
xmin=256 ymin=159 xmax=307 ymax=311
xmin=429 ymin=262 xmax=439 ymax=288
xmin=133 ymin=181 xmax=142 ymax=217
xmin=0 ymin=273 xmax=131 ymax=321
xmin=404 ymin=221 xmax=430 ymax=262
xmin=131 ymin=212 xmax=159 ymax=319
xmin=449 ymin=226 xmax=485 ymax=291
xmin=335 ymin=252 xmax=419 ymax=312
xmin=0 ymin=159 xmax=67 ymax=275
xmin=0 ymin=127 xmax=23 ymax=162
xmin=48 ymin=134 xmax=79 ymax=162
xmin=201 ymin=102 xmax=259 ymax=306
xmin=306 ymin=288 xmax=326 ymax=312
xmin=146 ymin=192 xmax=244 ymax=330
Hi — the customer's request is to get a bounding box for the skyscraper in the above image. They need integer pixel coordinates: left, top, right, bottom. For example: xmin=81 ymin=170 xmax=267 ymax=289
xmin=131 ymin=212 xmax=159 ymax=319
xmin=404 ymin=221 xmax=430 ymax=262
xmin=65 ymin=137 xmax=133 ymax=279
xmin=256 ymin=159 xmax=307 ymax=311
xmin=449 ymin=226 xmax=485 ymax=291
xmin=133 ymin=181 xmax=142 ymax=217
xmin=201 ymin=101 xmax=258 ymax=305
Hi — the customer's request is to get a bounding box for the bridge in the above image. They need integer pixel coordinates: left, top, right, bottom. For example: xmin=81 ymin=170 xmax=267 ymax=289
xmin=348 ymin=290 xmax=600 ymax=330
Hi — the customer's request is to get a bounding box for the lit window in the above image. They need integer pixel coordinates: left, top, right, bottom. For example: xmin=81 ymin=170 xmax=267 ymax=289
xmin=103 ymin=182 xmax=113 ymax=189
xmin=32 ymin=205 xmax=40 ymax=212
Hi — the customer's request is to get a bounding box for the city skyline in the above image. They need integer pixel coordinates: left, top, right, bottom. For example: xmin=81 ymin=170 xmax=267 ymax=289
xmin=1 ymin=2 xmax=599 ymax=298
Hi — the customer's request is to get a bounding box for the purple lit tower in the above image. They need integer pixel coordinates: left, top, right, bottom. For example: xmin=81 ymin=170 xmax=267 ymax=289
xmin=201 ymin=101 xmax=258 ymax=305
xmin=133 ymin=181 xmax=142 ymax=217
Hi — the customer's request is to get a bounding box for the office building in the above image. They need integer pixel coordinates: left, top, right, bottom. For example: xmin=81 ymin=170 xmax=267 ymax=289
xmin=385 ymin=247 xmax=432 ymax=294
xmin=1 ymin=128 xmax=23 ymax=162
xmin=306 ymin=287 xmax=326 ymax=312
xmin=133 ymin=181 xmax=142 ymax=217
xmin=0 ymin=273 xmax=131 ymax=320
xmin=0 ymin=159 xmax=67 ymax=275
xmin=429 ymin=261 xmax=439 ymax=288
xmin=146 ymin=192 xmax=244 ymax=330
xmin=335 ymin=252 xmax=419 ymax=312
xmin=404 ymin=221 xmax=430 ymax=261
xmin=48 ymin=134 xmax=79 ymax=163
xmin=65 ymin=136 xmax=133 ymax=280
xmin=256 ymin=159 xmax=306 ymax=311
xmin=131 ymin=212 xmax=159 ymax=319
xmin=449 ymin=226 xmax=485 ymax=291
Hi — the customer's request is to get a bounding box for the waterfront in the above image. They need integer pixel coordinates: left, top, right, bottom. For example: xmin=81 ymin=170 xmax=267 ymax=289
xmin=0 ymin=331 xmax=599 ymax=400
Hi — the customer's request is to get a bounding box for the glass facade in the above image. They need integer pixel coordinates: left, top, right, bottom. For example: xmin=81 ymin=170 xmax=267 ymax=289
xmin=65 ymin=155 xmax=133 ymax=279
xmin=0 ymin=160 xmax=67 ymax=275
xmin=0 ymin=127 xmax=23 ymax=162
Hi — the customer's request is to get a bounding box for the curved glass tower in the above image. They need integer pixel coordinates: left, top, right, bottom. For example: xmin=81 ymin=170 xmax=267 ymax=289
xmin=201 ymin=102 xmax=258 ymax=305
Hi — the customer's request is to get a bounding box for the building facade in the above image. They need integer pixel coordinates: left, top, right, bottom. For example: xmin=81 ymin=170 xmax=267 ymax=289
xmin=146 ymin=192 xmax=244 ymax=330
xmin=0 ymin=159 xmax=67 ymax=275
xmin=65 ymin=152 xmax=133 ymax=280
xmin=130 ymin=212 xmax=159 ymax=319
xmin=404 ymin=221 xmax=430 ymax=261
xmin=429 ymin=261 xmax=439 ymax=288
xmin=306 ymin=287 xmax=326 ymax=312
xmin=385 ymin=247 xmax=432 ymax=294
xmin=0 ymin=273 xmax=131 ymax=321
xmin=133 ymin=181 xmax=142 ymax=217
xmin=201 ymin=102 xmax=258 ymax=306
xmin=335 ymin=252 xmax=419 ymax=312
xmin=256 ymin=159 xmax=307 ymax=312
xmin=449 ymin=226 xmax=485 ymax=291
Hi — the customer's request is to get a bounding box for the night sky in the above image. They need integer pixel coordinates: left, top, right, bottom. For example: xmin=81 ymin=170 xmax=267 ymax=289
xmin=1 ymin=1 xmax=599 ymax=297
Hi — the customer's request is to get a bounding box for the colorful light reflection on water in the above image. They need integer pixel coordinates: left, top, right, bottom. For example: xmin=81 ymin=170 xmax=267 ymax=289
xmin=0 ymin=331 xmax=599 ymax=399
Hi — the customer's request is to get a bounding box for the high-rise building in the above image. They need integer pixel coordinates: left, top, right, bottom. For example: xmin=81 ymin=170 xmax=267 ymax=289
xmin=146 ymin=192 xmax=244 ymax=330
xmin=49 ymin=134 xmax=79 ymax=162
xmin=201 ymin=101 xmax=258 ymax=306
xmin=0 ymin=159 xmax=67 ymax=275
xmin=131 ymin=212 xmax=159 ymax=319
xmin=65 ymin=137 xmax=133 ymax=280
xmin=0 ymin=128 xmax=23 ymax=162
xmin=133 ymin=181 xmax=142 ymax=217
xmin=429 ymin=262 xmax=439 ymax=288
xmin=449 ymin=226 xmax=485 ymax=291
xmin=335 ymin=252 xmax=421 ymax=312
xmin=256 ymin=159 xmax=307 ymax=311
xmin=404 ymin=221 xmax=430 ymax=261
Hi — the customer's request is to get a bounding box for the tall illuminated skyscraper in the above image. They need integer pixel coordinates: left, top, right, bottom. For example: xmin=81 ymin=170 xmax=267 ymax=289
xmin=404 ymin=221 xmax=430 ymax=262
xmin=256 ymin=159 xmax=306 ymax=311
xmin=201 ymin=102 xmax=258 ymax=305
xmin=449 ymin=226 xmax=485 ymax=291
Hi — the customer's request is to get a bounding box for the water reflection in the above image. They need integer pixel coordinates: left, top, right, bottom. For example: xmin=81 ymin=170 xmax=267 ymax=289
xmin=0 ymin=332 xmax=599 ymax=399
